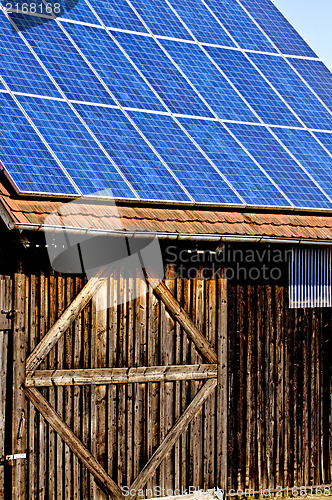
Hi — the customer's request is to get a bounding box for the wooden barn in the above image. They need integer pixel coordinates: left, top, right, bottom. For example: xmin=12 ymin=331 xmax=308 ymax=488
xmin=0 ymin=0 xmax=332 ymax=498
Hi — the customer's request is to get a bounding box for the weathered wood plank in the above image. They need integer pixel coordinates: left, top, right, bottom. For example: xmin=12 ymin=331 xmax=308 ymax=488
xmin=217 ymin=278 xmax=228 ymax=491
xmin=129 ymin=378 xmax=217 ymax=499
xmin=146 ymin=277 xmax=217 ymax=364
xmin=26 ymin=268 xmax=109 ymax=372
xmin=12 ymin=269 xmax=27 ymax=500
xmin=25 ymin=387 xmax=123 ymax=500
xmin=0 ymin=328 xmax=8 ymax=498
xmin=25 ymin=365 xmax=218 ymax=387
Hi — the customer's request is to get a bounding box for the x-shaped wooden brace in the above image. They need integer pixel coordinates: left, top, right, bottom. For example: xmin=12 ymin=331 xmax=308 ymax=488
xmin=24 ymin=268 xmax=218 ymax=499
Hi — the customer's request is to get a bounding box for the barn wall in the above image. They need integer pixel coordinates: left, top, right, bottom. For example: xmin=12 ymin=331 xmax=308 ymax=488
xmin=2 ymin=255 xmax=332 ymax=498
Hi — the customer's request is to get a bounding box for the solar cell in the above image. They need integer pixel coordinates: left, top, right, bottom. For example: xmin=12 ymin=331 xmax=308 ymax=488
xmin=248 ymin=52 xmax=332 ymax=131
xmin=238 ymin=0 xmax=316 ymax=57
xmin=168 ymin=0 xmax=235 ymax=46
xmin=0 ymin=92 xmax=78 ymax=195
xmin=21 ymin=21 xmax=115 ymax=104
xmin=204 ymin=0 xmax=277 ymax=53
xmin=113 ymin=31 xmax=212 ymax=117
xmin=227 ymin=122 xmax=332 ymax=209
xmin=129 ymin=0 xmax=193 ymax=40
xmin=73 ymin=103 xmax=191 ymax=201
xmin=128 ymin=111 xmax=243 ymax=204
xmin=17 ymin=95 xmax=136 ymax=197
xmin=288 ymin=58 xmax=332 ymax=113
xmin=178 ymin=117 xmax=290 ymax=207
xmin=86 ymin=0 xmax=148 ymax=33
xmin=160 ymin=40 xmax=257 ymax=122
xmin=62 ymin=23 xmax=165 ymax=111
xmin=0 ymin=11 xmax=61 ymax=97
xmin=205 ymin=46 xmax=301 ymax=127
xmin=59 ymin=0 xmax=101 ymax=25
xmin=273 ymin=127 xmax=332 ymax=200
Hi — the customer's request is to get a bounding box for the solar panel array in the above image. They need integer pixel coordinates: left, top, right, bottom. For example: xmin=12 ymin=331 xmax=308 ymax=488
xmin=1 ymin=0 xmax=332 ymax=209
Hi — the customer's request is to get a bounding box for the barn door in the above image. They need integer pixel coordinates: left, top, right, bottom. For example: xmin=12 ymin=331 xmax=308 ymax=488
xmin=11 ymin=267 xmax=228 ymax=499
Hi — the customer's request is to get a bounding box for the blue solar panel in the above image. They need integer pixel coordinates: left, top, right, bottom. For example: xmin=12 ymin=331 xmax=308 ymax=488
xmin=249 ymin=52 xmax=332 ymax=131
xmin=59 ymin=0 xmax=101 ymax=24
xmin=17 ymin=95 xmax=136 ymax=197
xmin=73 ymin=103 xmax=191 ymax=201
xmin=0 ymin=93 xmax=78 ymax=195
xmin=272 ymin=127 xmax=332 ymax=200
xmin=205 ymin=0 xmax=277 ymax=53
xmin=288 ymin=58 xmax=332 ymax=113
xmin=227 ymin=123 xmax=332 ymax=209
xmin=86 ymin=0 xmax=148 ymax=33
xmin=313 ymin=132 xmax=332 ymax=159
xmin=168 ymin=0 xmax=235 ymax=46
xmin=129 ymin=0 xmax=193 ymax=40
xmin=205 ymin=46 xmax=301 ymax=127
xmin=238 ymin=0 xmax=317 ymax=58
xmin=0 ymin=0 xmax=331 ymax=212
xmin=128 ymin=111 xmax=243 ymax=204
xmin=113 ymin=32 xmax=212 ymax=117
xmin=62 ymin=23 xmax=164 ymax=111
xmin=0 ymin=11 xmax=61 ymax=97
xmin=21 ymin=21 xmax=115 ymax=104
xmin=161 ymin=40 xmax=257 ymax=122
xmin=178 ymin=117 xmax=290 ymax=207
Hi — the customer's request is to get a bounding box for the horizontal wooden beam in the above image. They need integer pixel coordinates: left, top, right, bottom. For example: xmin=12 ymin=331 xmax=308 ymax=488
xmin=26 ymin=268 xmax=109 ymax=372
xmin=146 ymin=277 xmax=217 ymax=364
xmin=128 ymin=378 xmax=217 ymax=499
xmin=25 ymin=364 xmax=217 ymax=387
xmin=25 ymin=387 xmax=123 ymax=500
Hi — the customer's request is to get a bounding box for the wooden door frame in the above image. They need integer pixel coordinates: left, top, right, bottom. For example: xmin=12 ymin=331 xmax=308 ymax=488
xmin=12 ymin=269 xmax=228 ymax=499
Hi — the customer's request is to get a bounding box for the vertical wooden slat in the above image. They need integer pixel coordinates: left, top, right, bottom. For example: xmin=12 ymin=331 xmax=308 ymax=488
xmin=0 ymin=276 xmax=11 ymax=499
xmin=94 ymin=280 xmax=108 ymax=500
xmin=174 ymin=271 xmax=182 ymax=494
xmin=163 ymin=266 xmax=176 ymax=493
xmin=246 ymin=284 xmax=256 ymax=492
xmin=302 ymin=307 xmax=310 ymax=486
xmin=217 ymin=277 xmax=228 ymax=491
xmin=203 ymin=277 xmax=216 ymax=490
xmin=275 ymin=285 xmax=284 ymax=489
xmin=227 ymin=283 xmax=236 ymax=491
xmin=190 ymin=269 xmax=204 ymax=489
xmin=265 ymin=285 xmax=275 ymax=487
xmin=12 ymin=268 xmax=27 ymax=500
xmin=181 ymin=277 xmax=191 ymax=490
xmin=0 ymin=326 xmax=8 ymax=499
xmin=107 ymin=271 xmax=118 ymax=487
xmin=64 ymin=276 xmax=73 ymax=499
xmin=146 ymin=280 xmax=159 ymax=496
xmin=56 ymin=274 xmax=65 ymax=500
xmin=81 ymin=276 xmax=91 ymax=499
xmin=38 ymin=272 xmax=47 ymax=499
xmin=284 ymin=286 xmax=292 ymax=488
xmin=48 ymin=272 xmax=56 ymax=500
xmin=236 ymin=284 xmax=245 ymax=489
xmin=126 ymin=273 xmax=134 ymax=489
xmin=117 ymin=273 xmax=127 ymax=489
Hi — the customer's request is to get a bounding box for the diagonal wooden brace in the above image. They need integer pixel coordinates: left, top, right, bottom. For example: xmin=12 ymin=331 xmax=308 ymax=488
xmin=146 ymin=276 xmax=217 ymax=363
xmin=26 ymin=267 xmax=109 ymax=372
xmin=128 ymin=378 xmax=217 ymax=498
xmin=25 ymin=387 xmax=123 ymax=500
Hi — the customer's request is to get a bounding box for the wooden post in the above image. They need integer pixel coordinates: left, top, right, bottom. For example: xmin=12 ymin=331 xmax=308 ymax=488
xmin=12 ymin=268 xmax=27 ymax=499
xmin=0 ymin=328 xmax=8 ymax=498
xmin=216 ymin=278 xmax=228 ymax=491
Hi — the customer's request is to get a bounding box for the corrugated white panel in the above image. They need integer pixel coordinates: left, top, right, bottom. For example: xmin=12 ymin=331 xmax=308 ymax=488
xmin=289 ymin=247 xmax=332 ymax=308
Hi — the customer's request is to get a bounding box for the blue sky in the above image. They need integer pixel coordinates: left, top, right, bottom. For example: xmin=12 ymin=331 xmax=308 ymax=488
xmin=274 ymin=0 xmax=332 ymax=70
